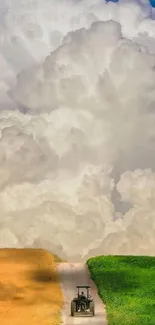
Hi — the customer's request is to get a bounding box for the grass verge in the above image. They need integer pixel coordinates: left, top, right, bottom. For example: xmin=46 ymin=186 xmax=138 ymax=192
xmin=87 ymin=255 xmax=155 ymax=325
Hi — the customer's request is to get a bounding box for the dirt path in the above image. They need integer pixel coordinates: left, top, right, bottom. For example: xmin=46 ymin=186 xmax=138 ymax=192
xmin=57 ymin=262 xmax=107 ymax=325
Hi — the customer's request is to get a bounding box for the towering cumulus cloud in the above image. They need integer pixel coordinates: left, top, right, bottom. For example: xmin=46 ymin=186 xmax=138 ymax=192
xmin=0 ymin=0 xmax=155 ymax=261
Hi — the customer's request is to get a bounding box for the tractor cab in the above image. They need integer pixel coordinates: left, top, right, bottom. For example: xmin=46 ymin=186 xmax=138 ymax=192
xmin=76 ymin=286 xmax=91 ymax=300
xmin=71 ymin=285 xmax=95 ymax=317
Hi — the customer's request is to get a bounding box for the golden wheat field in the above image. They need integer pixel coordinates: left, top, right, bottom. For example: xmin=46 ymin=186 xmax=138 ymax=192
xmin=0 ymin=249 xmax=63 ymax=325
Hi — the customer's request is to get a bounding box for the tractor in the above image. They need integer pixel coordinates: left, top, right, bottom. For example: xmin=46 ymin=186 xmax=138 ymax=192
xmin=70 ymin=285 xmax=95 ymax=317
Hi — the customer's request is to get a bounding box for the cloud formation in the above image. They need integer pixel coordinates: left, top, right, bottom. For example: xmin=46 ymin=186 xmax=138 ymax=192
xmin=0 ymin=0 xmax=155 ymax=260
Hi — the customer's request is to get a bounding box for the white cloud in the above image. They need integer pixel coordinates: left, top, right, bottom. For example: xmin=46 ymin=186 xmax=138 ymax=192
xmin=0 ymin=0 xmax=155 ymax=260
xmin=117 ymin=169 xmax=155 ymax=207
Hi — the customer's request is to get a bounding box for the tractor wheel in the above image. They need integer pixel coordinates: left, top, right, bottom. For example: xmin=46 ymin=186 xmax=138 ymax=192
xmin=90 ymin=301 xmax=95 ymax=316
xmin=71 ymin=301 xmax=76 ymax=316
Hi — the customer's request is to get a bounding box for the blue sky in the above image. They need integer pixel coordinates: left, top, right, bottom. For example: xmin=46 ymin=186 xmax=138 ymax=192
xmin=149 ymin=0 xmax=155 ymax=7
xmin=106 ymin=0 xmax=155 ymax=7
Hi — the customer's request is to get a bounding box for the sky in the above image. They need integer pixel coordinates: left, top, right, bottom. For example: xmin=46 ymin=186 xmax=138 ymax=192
xmin=143 ymin=0 xmax=155 ymax=6
xmin=150 ymin=1 xmax=155 ymax=7
xmin=106 ymin=0 xmax=155 ymax=7
xmin=0 ymin=0 xmax=155 ymax=261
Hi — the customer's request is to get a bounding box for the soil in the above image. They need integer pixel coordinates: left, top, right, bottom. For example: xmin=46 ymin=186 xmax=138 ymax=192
xmin=0 ymin=248 xmax=63 ymax=325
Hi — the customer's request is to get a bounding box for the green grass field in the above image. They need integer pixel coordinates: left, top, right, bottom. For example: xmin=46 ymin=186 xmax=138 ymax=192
xmin=87 ymin=255 xmax=155 ymax=325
